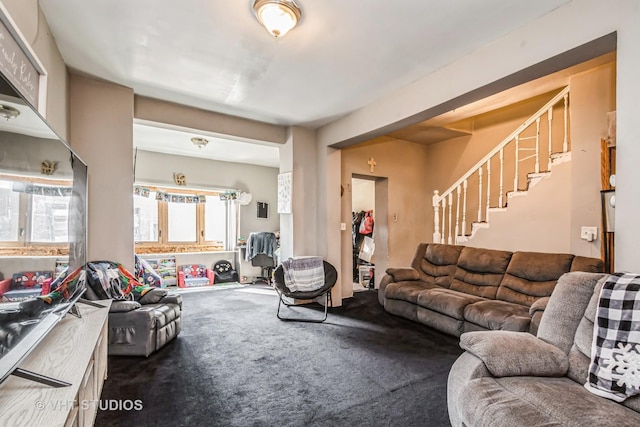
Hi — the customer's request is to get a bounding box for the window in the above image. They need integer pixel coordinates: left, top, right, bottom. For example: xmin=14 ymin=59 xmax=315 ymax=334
xmin=30 ymin=193 xmax=70 ymax=242
xmin=0 ymin=179 xmax=73 ymax=248
xmin=204 ymin=195 xmax=226 ymax=245
xmin=134 ymin=191 xmax=159 ymax=242
xmin=167 ymin=202 xmax=196 ymax=242
xmin=134 ymin=186 xmax=235 ymax=252
xmin=0 ymin=181 xmax=19 ymax=242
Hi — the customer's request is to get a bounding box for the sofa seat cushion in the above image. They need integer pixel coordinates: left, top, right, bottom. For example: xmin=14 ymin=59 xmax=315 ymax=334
xmin=416 ymin=288 xmax=485 ymax=320
xmin=464 ymin=300 xmax=531 ymax=331
xmin=459 ymin=376 xmax=640 ymax=426
xmin=385 ymin=281 xmax=439 ymax=303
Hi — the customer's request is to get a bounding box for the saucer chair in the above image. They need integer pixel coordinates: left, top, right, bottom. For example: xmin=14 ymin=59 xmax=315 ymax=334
xmin=212 ymin=260 xmax=239 ymax=283
xmin=272 ymin=260 xmax=338 ymax=323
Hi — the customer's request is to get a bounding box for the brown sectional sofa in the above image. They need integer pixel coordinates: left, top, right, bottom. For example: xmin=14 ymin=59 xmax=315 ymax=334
xmin=378 ymin=243 xmax=603 ymax=336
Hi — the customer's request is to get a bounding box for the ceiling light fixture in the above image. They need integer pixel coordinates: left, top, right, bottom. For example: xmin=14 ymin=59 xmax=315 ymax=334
xmin=252 ymin=0 xmax=302 ymax=38
xmin=0 ymin=104 xmax=20 ymax=121
xmin=191 ymin=137 xmax=209 ymax=149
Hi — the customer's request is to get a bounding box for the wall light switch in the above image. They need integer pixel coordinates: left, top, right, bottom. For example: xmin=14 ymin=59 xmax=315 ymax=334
xmin=580 ymin=226 xmax=598 ymax=242
xmin=340 ymin=222 xmax=347 ymax=231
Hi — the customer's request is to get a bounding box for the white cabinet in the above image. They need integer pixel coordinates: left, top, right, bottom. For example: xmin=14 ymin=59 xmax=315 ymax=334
xmin=0 ymin=300 xmax=111 ymax=427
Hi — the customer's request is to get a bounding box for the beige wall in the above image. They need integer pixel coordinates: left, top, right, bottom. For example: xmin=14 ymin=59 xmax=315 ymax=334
xmin=69 ymin=74 xmax=135 ymax=269
xmin=423 ymin=62 xmax=614 ymax=257
xmin=352 ymin=178 xmax=375 ymax=212
xmin=568 ymin=62 xmax=616 ymax=257
xmin=279 ymin=126 xmax=318 ymax=259
xmin=135 ymin=149 xmax=280 ymax=238
xmin=318 ymin=0 xmax=640 ymax=272
xmin=341 ymin=138 xmax=429 ymax=297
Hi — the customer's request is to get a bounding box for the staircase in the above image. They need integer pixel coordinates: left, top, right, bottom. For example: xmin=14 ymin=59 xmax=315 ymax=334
xmin=432 ymin=86 xmax=570 ymax=244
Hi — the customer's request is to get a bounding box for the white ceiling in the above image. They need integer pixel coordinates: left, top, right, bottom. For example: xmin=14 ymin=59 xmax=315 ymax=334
xmin=39 ymin=0 xmax=571 ymax=165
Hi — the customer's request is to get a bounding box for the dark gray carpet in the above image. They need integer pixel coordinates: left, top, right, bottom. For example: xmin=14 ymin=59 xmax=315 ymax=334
xmin=95 ymin=286 xmax=463 ymax=427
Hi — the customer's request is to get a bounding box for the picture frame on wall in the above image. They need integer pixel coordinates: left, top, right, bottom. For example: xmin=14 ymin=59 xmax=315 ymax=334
xmin=278 ymin=172 xmax=292 ymax=214
xmin=257 ymin=201 xmax=269 ymax=219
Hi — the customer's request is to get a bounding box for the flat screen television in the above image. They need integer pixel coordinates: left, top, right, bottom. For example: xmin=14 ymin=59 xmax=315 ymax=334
xmin=0 ymin=75 xmax=88 ymax=386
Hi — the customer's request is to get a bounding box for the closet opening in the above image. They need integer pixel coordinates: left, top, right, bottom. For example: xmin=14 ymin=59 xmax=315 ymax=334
xmin=351 ymin=175 xmax=388 ymax=293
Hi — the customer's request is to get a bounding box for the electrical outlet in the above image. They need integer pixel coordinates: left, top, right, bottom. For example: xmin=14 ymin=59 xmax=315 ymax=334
xmin=580 ymin=226 xmax=598 ymax=242
xmin=340 ymin=222 xmax=347 ymax=231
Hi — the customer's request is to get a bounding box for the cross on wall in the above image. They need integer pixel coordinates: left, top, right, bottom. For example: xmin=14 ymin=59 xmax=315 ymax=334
xmin=368 ymin=157 xmax=376 ymax=173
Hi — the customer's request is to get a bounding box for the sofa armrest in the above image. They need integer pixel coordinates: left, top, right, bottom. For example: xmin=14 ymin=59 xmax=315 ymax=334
xmin=529 ymin=296 xmax=550 ymax=316
xmin=0 ymin=278 xmax=11 ymax=296
xmin=159 ymin=293 xmax=182 ymax=307
xmin=110 ymin=300 xmax=142 ymax=313
xmin=207 ymin=268 xmax=215 ymax=285
xmin=459 ymin=331 xmax=568 ymax=377
xmin=385 ymin=268 xmax=420 ymax=282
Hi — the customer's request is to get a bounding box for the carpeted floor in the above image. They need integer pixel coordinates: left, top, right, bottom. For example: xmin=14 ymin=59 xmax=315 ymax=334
xmin=95 ymin=285 xmax=463 ymax=427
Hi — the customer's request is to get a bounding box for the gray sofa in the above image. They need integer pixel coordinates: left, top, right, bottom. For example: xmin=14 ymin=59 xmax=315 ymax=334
xmin=447 ymin=271 xmax=640 ymax=426
xmin=107 ymin=291 xmax=182 ymax=356
xmin=378 ymin=244 xmax=603 ymax=336
xmin=83 ymin=261 xmax=182 ymax=356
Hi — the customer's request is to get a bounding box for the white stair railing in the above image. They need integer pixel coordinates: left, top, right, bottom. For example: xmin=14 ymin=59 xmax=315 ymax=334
xmin=432 ymin=86 xmax=570 ymax=243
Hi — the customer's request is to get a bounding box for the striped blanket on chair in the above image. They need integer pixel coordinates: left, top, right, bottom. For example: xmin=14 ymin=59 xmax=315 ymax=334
xmin=585 ymin=273 xmax=640 ymax=402
xmin=282 ymin=256 xmax=324 ymax=293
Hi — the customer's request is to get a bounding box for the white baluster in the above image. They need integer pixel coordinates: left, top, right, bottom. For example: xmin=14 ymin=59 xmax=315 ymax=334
xmin=499 ymin=148 xmax=504 ymax=207
xmin=433 ymin=191 xmax=441 ymax=243
xmin=548 ymin=108 xmax=553 ymax=170
xmin=535 ymin=117 xmax=540 ymax=173
xmin=441 ymin=199 xmax=446 ymax=244
xmin=514 ymin=135 xmax=520 ymax=191
xmin=448 ymin=193 xmax=453 ymax=244
xmin=478 ymin=166 xmax=483 ymax=222
xmin=486 ymin=159 xmax=491 ymax=220
xmin=455 ymin=185 xmax=461 ymax=242
xmin=462 ymin=180 xmax=468 ymax=236
xmin=563 ymin=94 xmax=569 ymax=152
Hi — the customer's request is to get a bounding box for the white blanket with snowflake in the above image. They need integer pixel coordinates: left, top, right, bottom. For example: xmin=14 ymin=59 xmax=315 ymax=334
xmin=585 ymin=273 xmax=640 ymax=402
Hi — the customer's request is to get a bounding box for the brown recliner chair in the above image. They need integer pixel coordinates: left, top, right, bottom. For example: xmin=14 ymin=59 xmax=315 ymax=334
xmin=84 ymin=261 xmax=182 ymax=357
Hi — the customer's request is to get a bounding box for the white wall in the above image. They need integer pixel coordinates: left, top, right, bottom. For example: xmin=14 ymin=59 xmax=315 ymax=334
xmin=135 ymin=149 xmax=280 ymax=239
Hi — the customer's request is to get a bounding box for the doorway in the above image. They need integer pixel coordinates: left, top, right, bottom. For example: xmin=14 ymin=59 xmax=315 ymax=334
xmin=351 ymin=176 xmax=389 ymax=293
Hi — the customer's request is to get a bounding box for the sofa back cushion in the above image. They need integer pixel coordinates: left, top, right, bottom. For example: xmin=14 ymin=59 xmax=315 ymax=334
xmin=450 ymin=247 xmax=512 ymax=298
xmin=413 ymin=243 xmax=463 ymax=288
xmin=496 ymin=252 xmax=574 ymax=307
xmin=570 ymin=256 xmax=604 ymax=273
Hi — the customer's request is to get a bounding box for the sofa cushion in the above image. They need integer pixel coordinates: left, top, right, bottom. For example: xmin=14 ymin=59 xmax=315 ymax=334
xmin=537 ymin=272 xmax=606 ymax=355
xmin=496 ymin=251 xmax=574 ymax=307
xmin=415 ymin=243 xmax=463 ymax=288
xmin=460 ymin=331 xmax=568 ymax=377
xmin=450 ymin=247 xmax=512 ymax=298
xmin=458 ymin=376 xmax=640 ymax=426
xmin=416 ymin=288 xmax=485 ymax=320
xmin=571 ymin=255 xmax=604 ymax=273
xmin=385 ymin=281 xmax=439 ymax=303
xmin=464 ymin=300 xmax=531 ymax=331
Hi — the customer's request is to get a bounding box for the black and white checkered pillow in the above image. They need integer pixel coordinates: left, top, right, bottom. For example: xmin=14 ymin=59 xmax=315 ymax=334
xmin=585 ymin=273 xmax=640 ymax=402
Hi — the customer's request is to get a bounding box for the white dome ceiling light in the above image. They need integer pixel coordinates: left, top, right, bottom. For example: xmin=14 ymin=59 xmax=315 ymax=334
xmin=252 ymin=0 xmax=302 ymax=38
